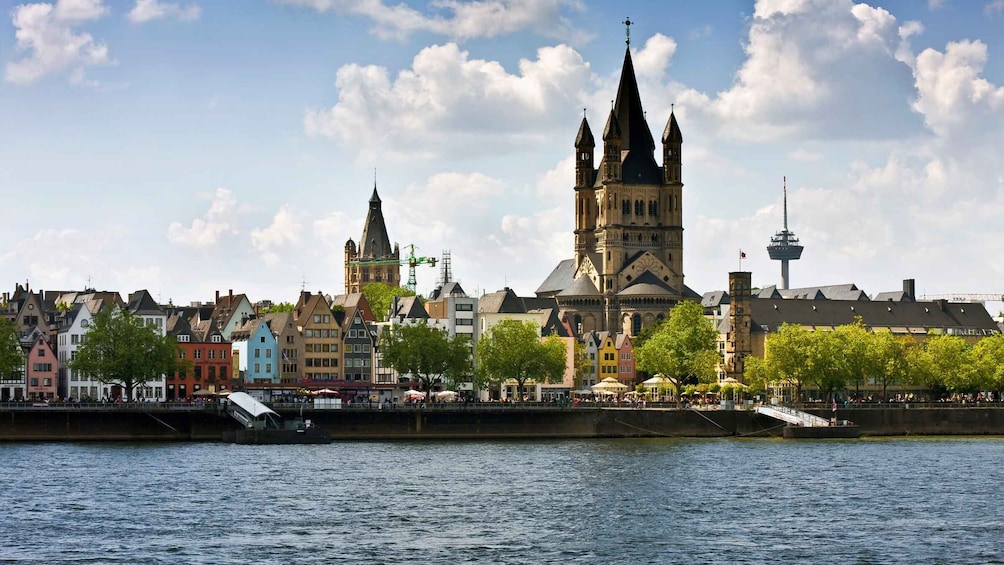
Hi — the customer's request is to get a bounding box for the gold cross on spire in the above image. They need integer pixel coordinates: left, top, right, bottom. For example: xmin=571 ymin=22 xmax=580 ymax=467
xmin=623 ymin=17 xmax=633 ymax=46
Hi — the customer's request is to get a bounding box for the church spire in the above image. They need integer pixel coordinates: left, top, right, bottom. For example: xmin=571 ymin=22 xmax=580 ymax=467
xmin=360 ymin=181 xmax=392 ymax=259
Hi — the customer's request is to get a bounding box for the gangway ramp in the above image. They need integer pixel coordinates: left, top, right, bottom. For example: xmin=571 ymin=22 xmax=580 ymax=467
xmin=756 ymin=404 xmax=831 ymax=427
xmin=226 ymin=392 xmax=280 ymax=429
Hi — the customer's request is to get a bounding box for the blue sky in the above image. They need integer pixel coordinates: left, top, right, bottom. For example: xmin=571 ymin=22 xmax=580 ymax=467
xmin=1 ymin=0 xmax=1003 ymax=314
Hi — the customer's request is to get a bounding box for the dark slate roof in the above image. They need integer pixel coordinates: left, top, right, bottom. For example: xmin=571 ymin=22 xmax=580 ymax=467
xmin=529 ymin=307 xmax=571 ymax=338
xmin=558 ymin=275 xmax=601 ymax=297
xmin=702 ymin=290 xmax=730 ymax=308
xmin=359 ymin=185 xmax=394 ymax=259
xmin=166 ymin=313 xmax=191 ymax=336
xmin=575 ymin=116 xmax=594 ymax=147
xmin=128 ymin=290 xmax=163 ymax=316
xmin=602 ymin=108 xmax=622 ymax=141
xmin=521 ymin=296 xmax=559 ymax=312
xmin=662 ymin=111 xmax=682 ymax=144
xmin=719 ymin=297 xmax=999 ymax=335
xmin=428 ymin=281 xmax=468 ymax=301
xmin=612 ymin=46 xmax=661 ymax=185
xmin=874 ymin=291 xmax=911 ymax=302
xmin=617 ymin=271 xmax=677 ymax=296
xmin=536 ymin=259 xmax=576 ymax=296
xmin=683 ymin=285 xmax=703 ymax=300
xmin=391 ymin=296 xmax=429 ymax=320
xmin=478 ymin=288 xmax=526 ymax=314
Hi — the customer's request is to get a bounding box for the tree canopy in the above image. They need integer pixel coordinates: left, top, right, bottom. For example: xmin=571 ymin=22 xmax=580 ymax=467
xmin=69 ymin=307 xmax=182 ymax=400
xmin=378 ymin=323 xmax=471 ymax=393
xmin=633 ymin=300 xmax=719 ymax=404
xmin=0 ymin=318 xmax=24 ymax=381
xmin=259 ymin=301 xmax=294 ymax=314
xmin=363 ymin=283 xmax=416 ymax=322
xmin=475 ymin=319 xmax=567 ymax=399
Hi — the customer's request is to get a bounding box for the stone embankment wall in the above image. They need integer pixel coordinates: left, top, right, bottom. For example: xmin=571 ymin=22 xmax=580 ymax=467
xmin=1 ymin=406 xmax=1003 ymax=441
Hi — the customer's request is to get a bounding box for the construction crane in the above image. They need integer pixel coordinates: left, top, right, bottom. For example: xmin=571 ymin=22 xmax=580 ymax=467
xmin=920 ymin=294 xmax=1004 ymax=304
xmin=348 ymin=244 xmax=437 ymax=293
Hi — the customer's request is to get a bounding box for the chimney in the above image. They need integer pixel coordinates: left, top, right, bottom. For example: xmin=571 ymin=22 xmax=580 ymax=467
xmin=229 ymin=289 xmax=233 ymax=303
xmin=936 ymin=299 xmax=946 ymax=311
xmin=215 ymin=290 xmax=220 ymax=304
xmin=903 ymin=279 xmax=915 ymax=301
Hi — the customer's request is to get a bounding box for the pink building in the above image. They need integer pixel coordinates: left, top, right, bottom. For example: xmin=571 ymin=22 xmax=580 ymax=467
xmin=26 ymin=333 xmax=57 ymax=400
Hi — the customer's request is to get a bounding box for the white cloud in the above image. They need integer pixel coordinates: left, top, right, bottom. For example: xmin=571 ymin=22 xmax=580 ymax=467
xmin=167 ymin=188 xmax=239 ymax=248
xmin=631 ymin=34 xmax=677 ymax=82
xmin=306 ymin=42 xmax=592 ymax=160
xmin=127 ymin=0 xmax=201 ymax=23
xmin=251 ymin=205 xmax=303 ymax=266
xmin=5 ymin=0 xmax=113 ymax=85
xmin=692 ymin=0 xmax=920 ymax=141
xmin=280 ymin=0 xmax=588 ymax=43
xmin=910 ymin=40 xmax=1004 ymax=137
xmin=985 ymin=0 xmax=1004 ymax=16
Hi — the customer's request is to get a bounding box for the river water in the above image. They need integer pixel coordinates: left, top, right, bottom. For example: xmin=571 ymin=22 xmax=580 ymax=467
xmin=2 ymin=438 xmax=1002 ymax=564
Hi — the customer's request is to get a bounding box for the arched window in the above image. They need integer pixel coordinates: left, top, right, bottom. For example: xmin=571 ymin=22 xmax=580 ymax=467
xmin=632 ymin=314 xmax=642 ymax=336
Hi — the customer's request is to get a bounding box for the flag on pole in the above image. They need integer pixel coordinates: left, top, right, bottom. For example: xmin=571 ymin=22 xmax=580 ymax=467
xmin=740 ymin=250 xmax=746 ymax=259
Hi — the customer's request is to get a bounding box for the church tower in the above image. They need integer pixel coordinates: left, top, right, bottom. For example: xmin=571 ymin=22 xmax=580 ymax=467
xmin=344 ymin=184 xmax=401 ymax=294
xmin=558 ymin=20 xmax=689 ymax=336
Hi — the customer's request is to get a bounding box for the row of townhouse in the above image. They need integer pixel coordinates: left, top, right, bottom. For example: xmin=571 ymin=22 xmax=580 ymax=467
xmin=1 ymin=280 xmax=642 ymax=402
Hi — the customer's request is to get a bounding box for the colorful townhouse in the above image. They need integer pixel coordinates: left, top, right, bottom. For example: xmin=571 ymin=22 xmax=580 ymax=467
xmin=25 ymin=330 xmax=57 ymax=400
xmin=166 ymin=314 xmax=231 ymax=400
xmin=230 ymin=317 xmax=279 ymax=384
xmin=334 ymin=293 xmax=375 ymax=384
xmin=127 ymin=290 xmax=167 ymax=401
xmin=260 ymin=311 xmax=303 ymax=384
xmin=295 ymin=291 xmax=342 ymax=382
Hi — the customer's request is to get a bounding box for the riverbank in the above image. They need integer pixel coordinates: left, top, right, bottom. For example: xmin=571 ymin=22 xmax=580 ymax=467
xmin=3 ymin=404 xmax=1004 ymax=441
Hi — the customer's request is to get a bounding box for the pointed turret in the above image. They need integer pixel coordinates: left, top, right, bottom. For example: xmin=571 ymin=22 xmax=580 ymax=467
xmin=575 ymin=115 xmax=595 ymax=188
xmin=601 ymin=109 xmax=622 ymax=182
xmin=359 ymin=184 xmax=393 ymax=259
xmin=662 ymin=110 xmax=682 ymax=184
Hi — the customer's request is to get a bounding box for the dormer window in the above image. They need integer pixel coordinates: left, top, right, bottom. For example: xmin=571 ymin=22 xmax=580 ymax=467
xmin=211 ymin=335 xmax=222 ymax=343
xmin=177 ymin=335 xmax=190 ymax=343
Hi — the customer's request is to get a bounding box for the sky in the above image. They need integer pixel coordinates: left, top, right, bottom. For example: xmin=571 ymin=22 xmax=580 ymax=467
xmin=1 ymin=0 xmax=1003 ymax=314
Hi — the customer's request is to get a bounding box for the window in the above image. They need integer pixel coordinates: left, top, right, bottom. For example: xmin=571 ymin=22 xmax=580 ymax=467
xmin=314 ymin=314 xmax=321 ymax=323
xmin=178 ymin=335 xmax=190 ymax=343
xmin=37 ymin=348 xmax=45 ymax=357
xmin=254 ymin=349 xmax=260 ymax=358
xmin=71 ymin=334 xmax=79 ymax=345
xmin=323 ymin=314 xmax=330 ymax=323
xmin=222 ymin=350 xmax=227 ymax=359
xmin=194 ymin=349 xmax=202 ymax=359
xmin=254 ymin=363 xmax=260 ymax=373
xmin=266 ymin=349 xmax=272 ymax=358
xmin=260 ymin=336 xmax=265 ymax=343
xmin=208 ymin=350 xmax=215 ymax=359
xmin=455 ymin=303 xmax=473 ymax=311
xmin=43 ymin=378 xmax=51 ymax=386
xmin=266 ymin=364 xmax=271 ymax=373
xmin=211 ymin=335 xmax=222 ymax=343
xmin=457 ymin=319 xmax=473 ymax=326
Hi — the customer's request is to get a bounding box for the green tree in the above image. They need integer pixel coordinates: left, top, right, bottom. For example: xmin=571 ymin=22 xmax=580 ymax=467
xmin=832 ymin=319 xmax=871 ymax=397
xmin=868 ymin=331 xmax=912 ymax=401
xmin=634 ymin=300 xmax=718 ymax=406
xmin=0 ymin=318 xmax=24 ymax=381
xmin=475 ymin=319 xmax=567 ymax=400
xmin=925 ymin=334 xmax=976 ymax=394
xmin=379 ymin=323 xmax=471 ymax=394
xmin=974 ymin=333 xmax=1004 ymax=398
xmin=760 ymin=323 xmax=812 ymax=404
xmin=259 ymin=301 xmax=294 ymax=314
xmin=572 ymin=339 xmax=591 ymax=391
xmin=363 ymin=283 xmax=416 ymax=322
xmin=69 ymin=307 xmax=182 ymax=401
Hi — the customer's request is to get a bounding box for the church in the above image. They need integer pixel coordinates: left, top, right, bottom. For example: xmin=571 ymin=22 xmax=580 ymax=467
xmin=536 ymin=31 xmax=700 ymax=336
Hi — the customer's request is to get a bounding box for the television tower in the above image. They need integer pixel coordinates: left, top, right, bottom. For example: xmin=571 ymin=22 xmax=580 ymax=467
xmin=766 ymin=177 xmax=803 ymax=290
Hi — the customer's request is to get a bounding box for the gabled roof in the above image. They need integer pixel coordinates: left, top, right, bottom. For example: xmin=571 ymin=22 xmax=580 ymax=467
xmin=478 ymin=288 xmax=526 ymax=314
xmin=128 ymin=290 xmax=163 ymax=316
xmin=167 ymin=313 xmax=192 ymax=336
xmin=874 ymin=291 xmax=912 ymax=302
xmin=528 ymin=307 xmax=570 ymax=338
xmin=535 ymin=259 xmax=576 ymax=297
xmin=391 ymin=295 xmax=429 ymax=320
xmin=702 ymin=290 xmax=730 ymax=308
xmin=428 ymin=281 xmax=468 ymax=301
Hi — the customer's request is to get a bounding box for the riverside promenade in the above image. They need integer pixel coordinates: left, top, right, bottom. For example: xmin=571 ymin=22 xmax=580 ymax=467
xmin=3 ymin=401 xmax=1004 ymax=441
